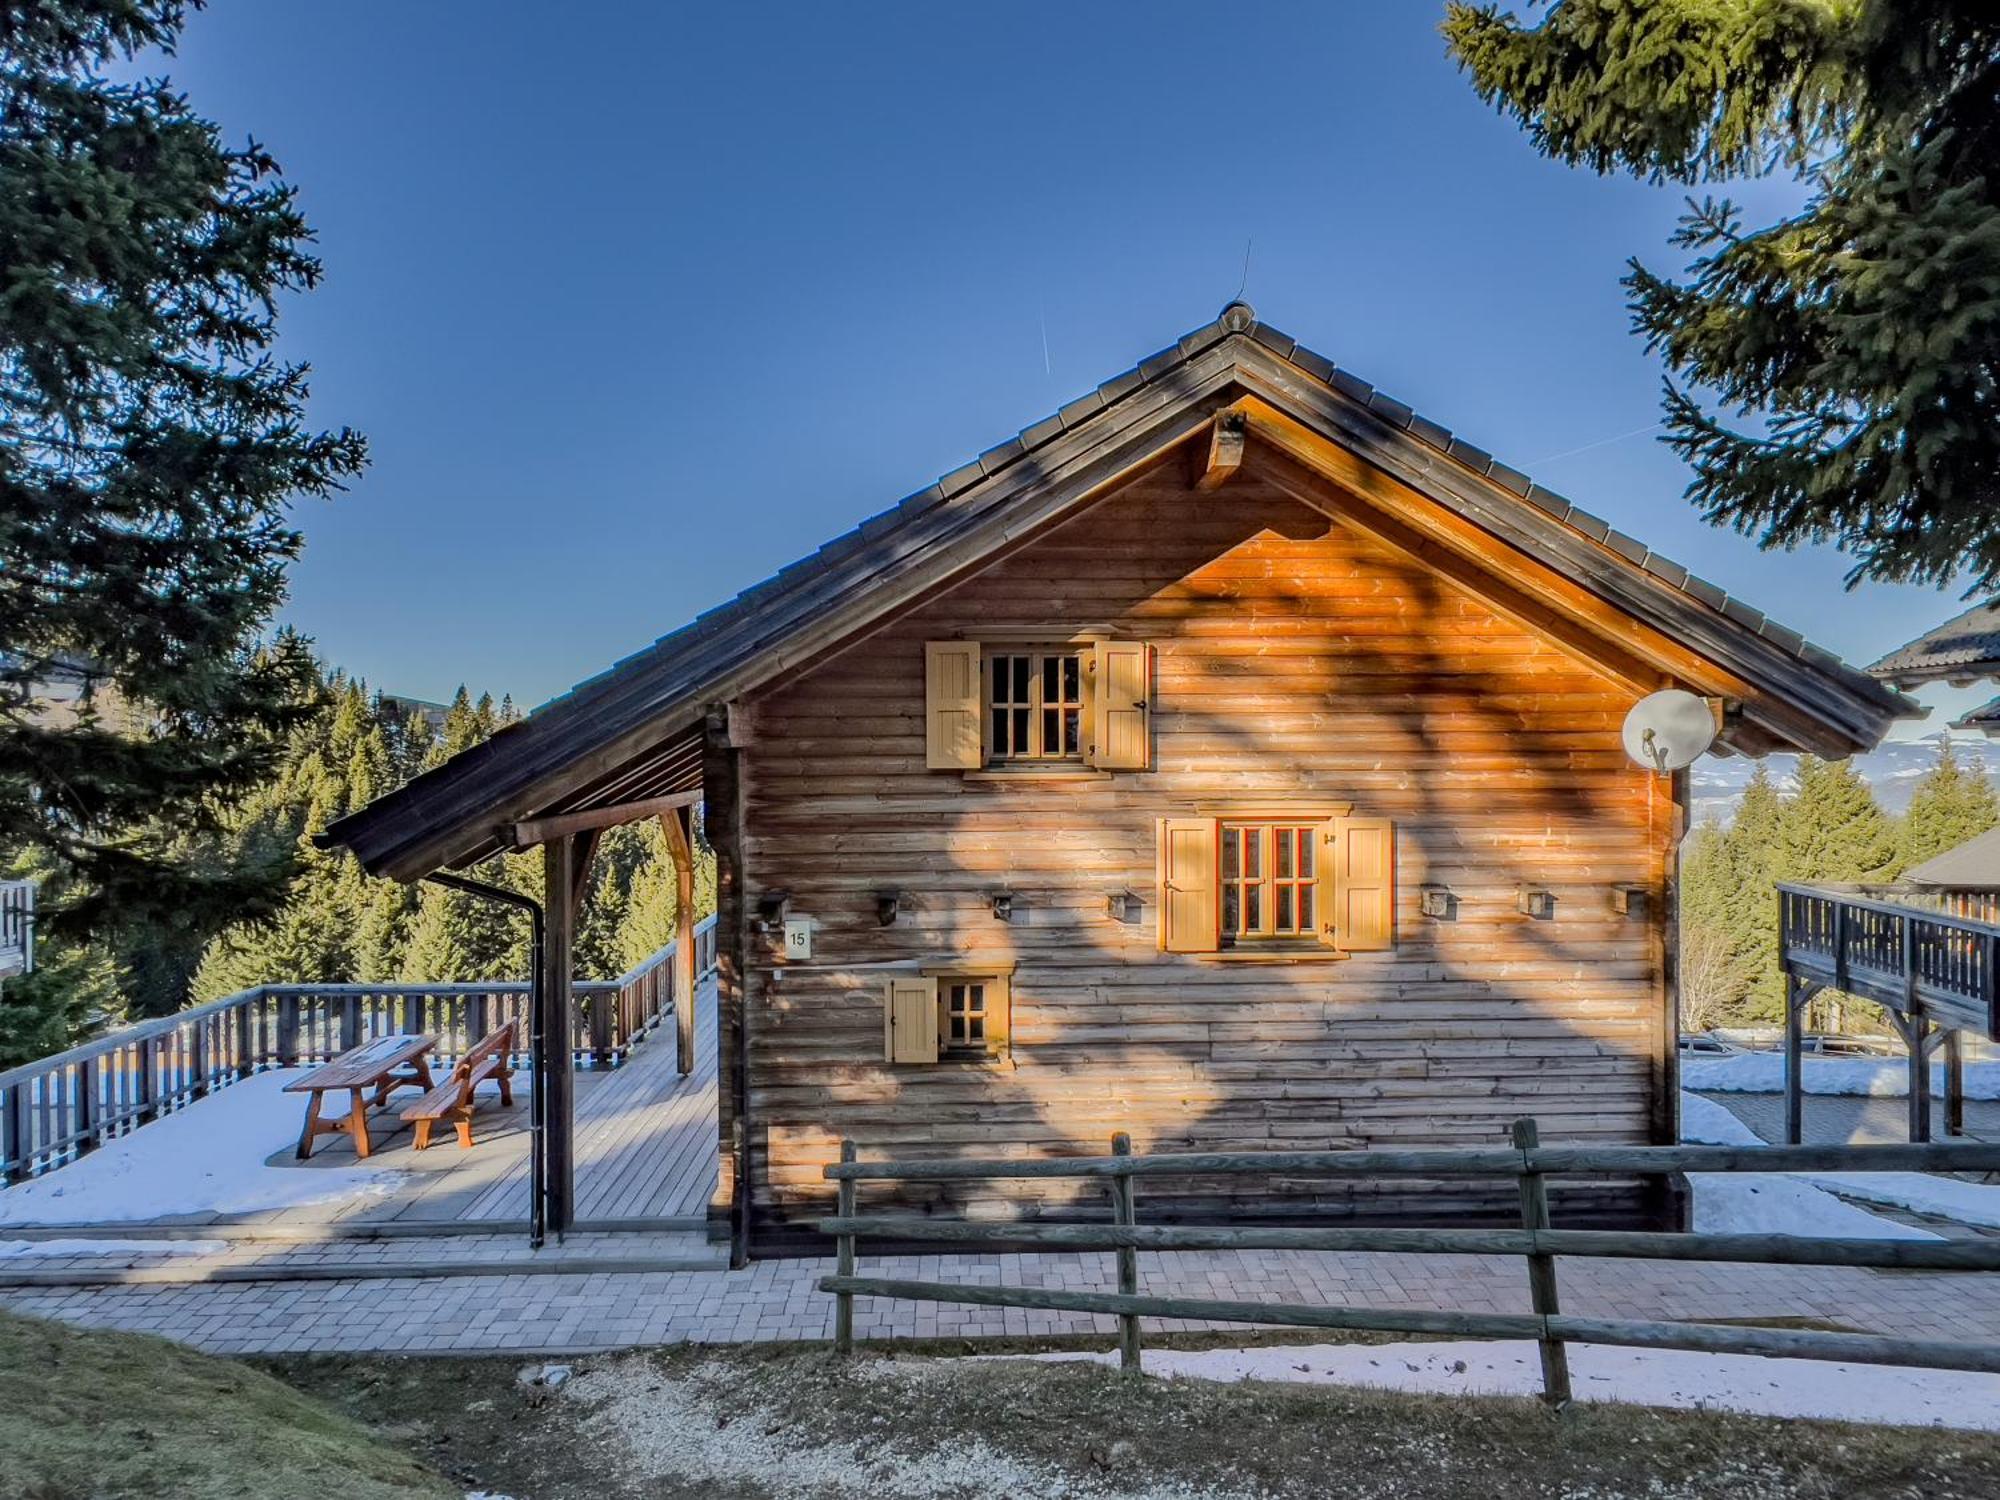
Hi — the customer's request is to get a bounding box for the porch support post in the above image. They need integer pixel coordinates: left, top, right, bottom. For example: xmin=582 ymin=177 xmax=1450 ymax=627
xmin=1783 ymin=975 xmax=1808 ymax=1147
xmin=542 ymin=834 xmax=579 ymax=1234
xmin=1945 ymin=1028 xmax=1965 ymax=1138
xmin=1908 ymin=1019 xmax=1933 ymax=1145
xmin=662 ymin=806 xmax=698 ymax=1077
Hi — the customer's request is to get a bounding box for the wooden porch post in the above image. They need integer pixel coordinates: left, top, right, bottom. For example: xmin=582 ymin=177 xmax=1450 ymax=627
xmin=1945 ymin=1029 xmax=1965 ymax=1138
xmin=1783 ymin=975 xmax=1807 ymax=1147
xmin=662 ymin=806 xmax=698 ymax=1077
xmin=542 ymin=834 xmax=579 ymax=1234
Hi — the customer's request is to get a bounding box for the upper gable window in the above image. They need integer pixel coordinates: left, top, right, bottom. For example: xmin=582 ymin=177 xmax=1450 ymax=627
xmin=925 ymin=640 xmax=1151 ymax=772
xmin=990 ymin=650 xmax=1084 ymax=761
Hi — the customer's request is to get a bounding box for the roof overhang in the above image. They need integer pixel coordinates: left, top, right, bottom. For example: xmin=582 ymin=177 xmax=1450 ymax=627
xmin=323 ymin=309 xmax=1920 ymax=883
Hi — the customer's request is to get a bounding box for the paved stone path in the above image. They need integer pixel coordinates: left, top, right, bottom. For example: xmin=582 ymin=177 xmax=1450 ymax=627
xmin=6 ymin=1243 xmax=1998 ymax=1357
xmin=1699 ymin=1090 xmax=2000 ymax=1147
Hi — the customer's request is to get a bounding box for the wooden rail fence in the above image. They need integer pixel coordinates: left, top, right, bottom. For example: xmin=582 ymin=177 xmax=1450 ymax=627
xmin=820 ymin=1121 xmax=2000 ymax=1404
xmin=0 ymin=916 xmax=716 ymax=1184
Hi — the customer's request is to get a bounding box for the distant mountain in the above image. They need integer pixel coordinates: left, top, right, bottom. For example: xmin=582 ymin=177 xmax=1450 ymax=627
xmin=1690 ymin=731 xmax=1999 ymax=826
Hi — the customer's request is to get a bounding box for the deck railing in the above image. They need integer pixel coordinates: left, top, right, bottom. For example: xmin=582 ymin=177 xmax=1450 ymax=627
xmin=0 ymin=914 xmax=716 ymax=1183
xmin=820 ymin=1122 xmax=2000 ymax=1401
xmin=0 ymin=879 xmax=33 ymax=980
xmin=1778 ymin=881 xmax=2000 ymax=1040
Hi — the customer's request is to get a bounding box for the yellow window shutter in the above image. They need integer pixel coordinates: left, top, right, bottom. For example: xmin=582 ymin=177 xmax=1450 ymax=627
xmin=1090 ymin=641 xmax=1151 ymax=770
xmin=884 ymin=975 xmax=938 ymax=1063
xmin=985 ymin=972 xmax=1012 ymax=1055
xmin=1324 ymin=816 xmax=1396 ymax=951
xmin=1157 ymin=817 xmax=1220 ymax=953
xmin=924 ymin=641 xmax=982 ymax=769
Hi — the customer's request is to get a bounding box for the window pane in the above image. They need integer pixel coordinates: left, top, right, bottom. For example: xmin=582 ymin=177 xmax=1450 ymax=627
xmin=1244 ymin=833 xmax=1262 ymax=877
xmin=990 ymin=708 xmax=1007 ymax=754
xmin=1299 ymin=886 xmax=1315 ymax=933
xmin=1042 ymin=707 xmax=1058 ymax=753
xmin=1276 ymin=833 xmax=1293 ymax=878
xmin=1277 ymin=886 xmax=1294 ymax=931
xmin=1244 ymin=885 xmax=1261 ymax=930
xmin=1012 ymin=657 xmax=1030 ymax=700
xmin=1300 ymin=832 xmax=1315 ymax=878
xmin=1042 ymin=655 xmax=1059 ymax=700
xmin=1063 ymin=655 xmax=1081 ymax=699
xmin=1062 ymin=708 xmax=1080 ymax=754
xmin=1222 ymin=884 xmax=1239 ymax=934
xmin=1012 ymin=708 xmax=1029 ymax=749
xmin=1221 ymin=828 xmax=1240 ymax=878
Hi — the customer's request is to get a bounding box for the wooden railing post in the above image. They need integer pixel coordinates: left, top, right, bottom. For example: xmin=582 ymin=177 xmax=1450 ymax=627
xmin=2 ymin=1084 xmax=25 ymax=1184
xmin=136 ymin=1036 xmax=159 ymax=1123
xmin=192 ymin=1019 xmax=212 ymax=1099
xmin=236 ymin=996 xmax=255 ymax=1078
xmin=1112 ymin=1132 xmax=1142 ymax=1375
xmin=276 ymin=994 xmax=300 ymax=1068
xmin=341 ymin=994 xmax=362 ymax=1054
xmin=1511 ymin=1118 xmax=1570 ymax=1409
xmin=1946 ymin=1029 xmax=1966 ymax=1138
xmin=590 ymin=984 xmax=614 ymax=1069
xmin=76 ymin=1058 xmax=98 ymax=1156
xmin=835 ymin=1139 xmax=857 ymax=1356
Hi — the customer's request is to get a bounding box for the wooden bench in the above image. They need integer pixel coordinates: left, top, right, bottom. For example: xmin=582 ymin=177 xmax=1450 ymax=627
xmin=399 ymin=1023 xmax=516 ymax=1150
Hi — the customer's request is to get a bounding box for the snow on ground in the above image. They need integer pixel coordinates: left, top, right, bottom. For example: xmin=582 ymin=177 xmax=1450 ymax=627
xmin=1678 ymin=1091 xmax=1940 ymax=1239
xmin=0 ymin=1070 xmax=405 ymax=1225
xmin=1683 ymin=1049 xmax=2000 ymax=1099
xmin=0 ymin=1237 xmax=226 ymax=1257
xmin=993 ymin=1341 xmax=2000 ymax=1431
xmin=1797 ymin=1171 xmax=2000 ymax=1231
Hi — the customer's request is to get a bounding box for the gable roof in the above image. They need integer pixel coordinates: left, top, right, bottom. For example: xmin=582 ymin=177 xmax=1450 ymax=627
xmin=1872 ymin=599 xmax=2000 ymax=688
xmin=323 ymin=301 xmax=1919 ymax=882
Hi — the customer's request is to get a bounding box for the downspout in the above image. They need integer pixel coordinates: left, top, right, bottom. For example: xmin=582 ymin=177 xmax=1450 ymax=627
xmin=424 ymin=871 xmax=548 ymax=1250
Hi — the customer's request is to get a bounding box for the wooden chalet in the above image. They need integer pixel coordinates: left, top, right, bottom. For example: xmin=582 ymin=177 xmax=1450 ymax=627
xmin=323 ymin=302 xmax=1915 ymax=1259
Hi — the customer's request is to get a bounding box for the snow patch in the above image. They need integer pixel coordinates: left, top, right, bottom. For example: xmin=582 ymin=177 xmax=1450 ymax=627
xmin=0 ymin=1070 xmax=405 ymax=1225
xmin=1683 ymin=1050 xmax=2000 ymax=1100
xmin=994 ymin=1341 xmax=2000 ymax=1431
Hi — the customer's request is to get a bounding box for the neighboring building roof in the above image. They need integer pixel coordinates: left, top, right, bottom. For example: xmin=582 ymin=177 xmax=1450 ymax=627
xmin=1871 ymin=599 xmax=2000 ymax=688
xmin=322 ymin=301 xmax=1921 ymax=883
xmin=1904 ymin=826 xmax=2000 ymax=889
xmin=1957 ymin=695 xmax=2000 ymax=736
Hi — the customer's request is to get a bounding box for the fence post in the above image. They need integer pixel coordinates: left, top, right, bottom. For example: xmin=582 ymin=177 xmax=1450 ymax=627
xmin=1946 ymin=1029 xmax=1966 ymax=1138
xmin=236 ymin=997 xmax=255 ymax=1079
xmin=835 ymin=1139 xmax=857 ymax=1356
xmin=192 ymin=1018 xmax=212 ymax=1099
xmin=76 ymin=1058 xmax=98 ymax=1156
xmin=2 ymin=1084 xmax=25 ymax=1184
xmin=1112 ymin=1131 xmax=1142 ymax=1375
xmin=276 ymin=994 xmax=300 ymax=1068
xmin=591 ymin=985 xmax=614 ymax=1069
xmin=1511 ymin=1117 xmax=1570 ymax=1409
xmin=341 ymin=994 xmax=362 ymax=1053
xmin=136 ymin=1036 xmax=159 ymax=1123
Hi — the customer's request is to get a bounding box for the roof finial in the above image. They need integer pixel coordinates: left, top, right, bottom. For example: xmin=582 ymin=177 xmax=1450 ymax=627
xmin=1219 ymin=299 xmax=1256 ymax=333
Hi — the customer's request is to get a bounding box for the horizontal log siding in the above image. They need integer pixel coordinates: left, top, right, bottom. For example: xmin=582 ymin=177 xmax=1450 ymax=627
xmin=735 ymin=472 xmax=1671 ymax=1236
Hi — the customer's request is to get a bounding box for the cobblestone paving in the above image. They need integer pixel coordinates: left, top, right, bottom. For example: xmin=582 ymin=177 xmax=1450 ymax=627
xmin=1698 ymin=1090 xmax=2000 ymax=1146
xmin=5 ymin=1243 xmax=1999 ymax=1357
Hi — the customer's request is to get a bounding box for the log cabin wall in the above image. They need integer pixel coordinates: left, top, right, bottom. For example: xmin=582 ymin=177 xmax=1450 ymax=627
xmin=726 ymin=463 xmax=1679 ymax=1244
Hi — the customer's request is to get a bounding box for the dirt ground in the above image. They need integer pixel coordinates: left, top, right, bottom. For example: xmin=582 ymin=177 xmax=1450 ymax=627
xmin=268 ymin=1333 xmax=2000 ymax=1500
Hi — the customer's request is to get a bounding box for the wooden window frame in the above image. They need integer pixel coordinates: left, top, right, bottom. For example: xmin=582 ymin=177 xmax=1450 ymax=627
xmin=1221 ymin=821 xmax=1320 ymax=944
xmin=1159 ymin=805 xmax=1391 ymax=960
xmin=919 ymin=964 xmax=1015 ymax=1063
xmin=985 ymin=646 xmax=1086 ymax=765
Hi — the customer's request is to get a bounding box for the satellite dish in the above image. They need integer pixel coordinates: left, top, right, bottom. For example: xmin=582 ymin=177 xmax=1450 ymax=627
xmin=1622 ymin=690 xmax=1717 ymax=773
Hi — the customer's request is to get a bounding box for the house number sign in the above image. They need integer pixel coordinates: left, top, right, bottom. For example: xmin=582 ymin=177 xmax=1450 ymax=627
xmin=783 ymin=917 xmax=812 ymax=961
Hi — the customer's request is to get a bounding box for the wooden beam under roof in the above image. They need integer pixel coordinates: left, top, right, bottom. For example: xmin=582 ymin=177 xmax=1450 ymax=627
xmin=504 ymin=790 xmax=702 ymax=849
xmin=1195 ymin=413 xmax=1245 ymax=491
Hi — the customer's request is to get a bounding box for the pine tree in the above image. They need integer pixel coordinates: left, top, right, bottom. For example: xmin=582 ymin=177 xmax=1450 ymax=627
xmin=1445 ymin=4 xmax=2000 ymax=591
xmin=0 ymin=3 xmax=366 ymax=972
xmin=1901 ymin=740 xmax=2000 ymax=870
xmin=1677 ymin=819 xmax=1747 ymax=1030
xmin=1778 ymin=758 xmax=1900 ymax=887
xmin=1721 ymin=764 xmax=1786 ymax=1019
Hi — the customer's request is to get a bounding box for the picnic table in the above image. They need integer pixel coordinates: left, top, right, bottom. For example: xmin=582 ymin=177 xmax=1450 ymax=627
xmin=285 ymin=1033 xmax=439 ymax=1160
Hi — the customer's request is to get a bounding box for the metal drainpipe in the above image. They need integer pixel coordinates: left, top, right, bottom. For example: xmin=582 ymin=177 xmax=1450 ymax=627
xmin=423 ymin=872 xmax=548 ymax=1250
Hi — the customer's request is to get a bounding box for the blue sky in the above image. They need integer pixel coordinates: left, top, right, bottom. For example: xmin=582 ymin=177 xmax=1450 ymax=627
xmin=151 ymin=2 xmax=1978 ymax=735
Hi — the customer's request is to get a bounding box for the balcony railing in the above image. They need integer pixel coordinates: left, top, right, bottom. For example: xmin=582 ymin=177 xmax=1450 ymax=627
xmin=1777 ymin=882 xmax=2000 ymax=1042
xmin=0 ymin=914 xmax=716 ymax=1184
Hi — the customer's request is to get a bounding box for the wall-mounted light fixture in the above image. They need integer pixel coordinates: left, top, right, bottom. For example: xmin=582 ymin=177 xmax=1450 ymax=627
xmin=875 ymin=891 xmax=903 ymax=927
xmin=1612 ymin=886 xmax=1648 ymax=919
xmin=757 ymin=891 xmax=790 ymax=931
xmin=1418 ymin=884 xmax=1455 ymax=920
xmin=991 ymin=891 xmax=1014 ymax=923
xmin=1517 ymin=887 xmax=1556 ymax=920
xmin=1107 ymin=890 xmax=1140 ymax=924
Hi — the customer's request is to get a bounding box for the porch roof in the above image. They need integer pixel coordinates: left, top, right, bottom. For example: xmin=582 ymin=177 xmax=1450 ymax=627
xmin=1872 ymin=599 xmax=2000 ymax=689
xmin=322 ymin=302 xmax=1919 ymax=883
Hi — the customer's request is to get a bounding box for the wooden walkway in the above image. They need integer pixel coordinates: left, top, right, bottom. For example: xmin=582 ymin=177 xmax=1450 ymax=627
xmin=236 ymin=976 xmax=719 ymax=1231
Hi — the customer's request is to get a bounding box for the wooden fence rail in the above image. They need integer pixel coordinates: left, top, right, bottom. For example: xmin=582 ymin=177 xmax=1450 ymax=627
xmin=0 ymin=915 xmax=715 ymax=1184
xmin=818 ymin=1122 xmax=2000 ymax=1401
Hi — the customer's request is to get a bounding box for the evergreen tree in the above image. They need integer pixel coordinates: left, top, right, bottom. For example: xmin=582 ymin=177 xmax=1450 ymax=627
xmin=1901 ymin=740 xmax=2000 ymax=870
xmin=1677 ymin=818 xmax=1747 ymax=1029
xmin=1445 ymin=4 xmax=2000 ymax=591
xmin=1778 ymin=758 xmax=1900 ymax=887
xmin=1721 ymin=763 xmax=1786 ymax=1018
xmin=0 ymin=2 xmax=366 ymax=982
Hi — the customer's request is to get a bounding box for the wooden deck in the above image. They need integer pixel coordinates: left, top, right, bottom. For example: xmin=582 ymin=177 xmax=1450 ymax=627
xmin=240 ymin=976 xmax=719 ymax=1231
